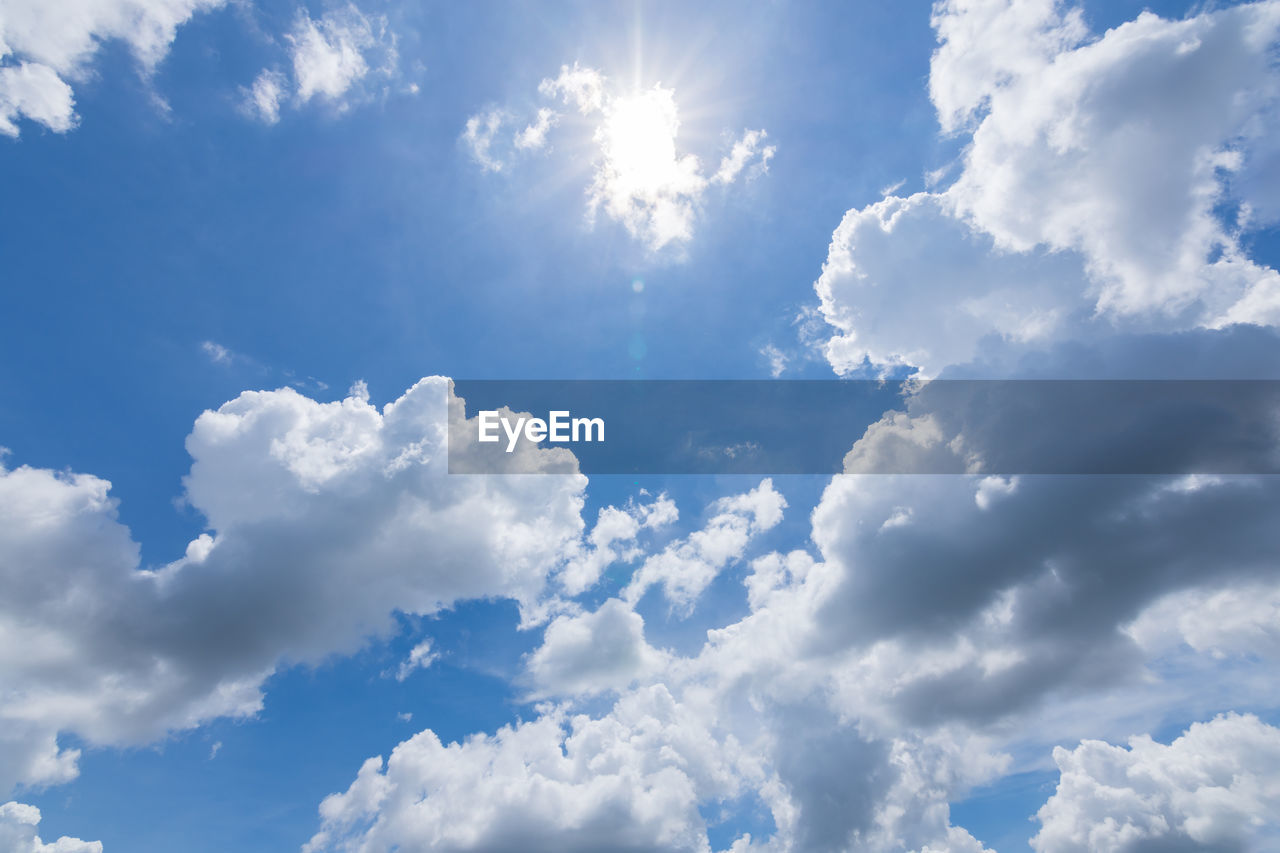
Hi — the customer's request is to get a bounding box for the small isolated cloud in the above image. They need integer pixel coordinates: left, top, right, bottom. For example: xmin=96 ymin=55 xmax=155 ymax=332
xmin=395 ymin=639 xmax=438 ymax=681
xmin=396 ymin=711 xmax=412 ymax=722
xmin=201 ymin=340 xmax=232 ymax=364
xmin=461 ymin=108 xmax=506 ymax=172
xmin=240 ymin=69 xmax=286 ymax=125
xmin=712 ymin=129 xmax=775 ymax=185
xmin=0 ymin=801 xmax=101 ymax=853
xmin=241 ymin=4 xmax=398 ymax=124
xmin=0 ymin=63 xmax=76 ymax=138
xmin=463 ymin=62 xmax=775 ymax=251
xmin=514 ymin=107 xmax=558 ymax=151
xmin=1032 ymin=713 xmax=1280 ymax=852
xmin=209 ymin=741 xmax=222 ymax=759
xmin=760 ymin=343 xmax=788 ymax=377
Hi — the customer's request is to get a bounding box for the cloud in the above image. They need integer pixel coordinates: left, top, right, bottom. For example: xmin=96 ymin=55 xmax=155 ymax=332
xmin=525 ymin=599 xmax=669 ymax=698
xmin=0 ymin=63 xmax=75 ymax=137
xmin=308 ymin=6 xmax=1280 ymax=851
xmin=464 ymin=62 xmax=775 ymax=251
xmin=304 ymin=685 xmax=736 ymax=853
xmin=461 ymin=108 xmax=507 ymax=172
xmin=200 ymin=340 xmax=233 ymax=364
xmin=241 ymin=4 xmax=398 ymax=124
xmin=812 ymin=0 xmax=1280 ymax=376
xmin=514 ymin=108 xmax=558 ymax=151
xmin=557 ymin=492 xmax=677 ymax=597
xmin=759 ymin=344 xmax=788 ymax=377
xmin=622 ymin=478 xmax=785 ymax=612
xmin=1032 ymin=713 xmax=1280 ymax=852
xmin=240 ymin=70 xmax=286 ymax=125
xmin=0 ymin=378 xmax=586 ymax=791
xmin=712 ymin=130 xmax=775 ymax=185
xmin=0 ymin=802 xmax=100 ymax=853
xmin=815 ymin=192 xmax=1085 ymax=376
xmin=395 ymin=639 xmax=438 ymax=681
xmin=0 ymin=0 xmax=224 ymax=136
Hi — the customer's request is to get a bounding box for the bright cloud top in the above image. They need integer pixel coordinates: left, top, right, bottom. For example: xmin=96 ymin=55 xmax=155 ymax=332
xmin=0 ymin=802 xmax=100 ymax=853
xmin=463 ymin=63 xmax=775 ymax=251
xmin=814 ymin=0 xmax=1280 ymax=376
xmin=1033 ymin=713 xmax=1280 ymax=852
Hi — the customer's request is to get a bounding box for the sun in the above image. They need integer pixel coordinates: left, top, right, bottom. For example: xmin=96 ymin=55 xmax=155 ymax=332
xmin=597 ymin=87 xmax=687 ymax=195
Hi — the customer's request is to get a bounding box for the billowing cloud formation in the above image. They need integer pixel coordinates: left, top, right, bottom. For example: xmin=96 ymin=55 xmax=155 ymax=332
xmin=816 ymin=0 xmax=1280 ymax=375
xmin=0 ymin=0 xmax=225 ymax=136
xmin=305 ymin=685 xmax=741 ymax=853
xmin=463 ymin=63 xmax=775 ymax=250
xmin=242 ymin=4 xmax=398 ymax=124
xmin=1032 ymin=713 xmax=1280 ymax=852
xmin=311 ymin=5 xmax=1280 ymax=849
xmin=0 ymin=378 xmax=585 ymax=791
xmin=0 ymin=802 xmax=100 ymax=853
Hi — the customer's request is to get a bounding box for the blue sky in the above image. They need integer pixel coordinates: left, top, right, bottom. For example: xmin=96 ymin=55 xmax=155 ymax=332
xmin=3 ymin=1 xmax=1280 ymax=852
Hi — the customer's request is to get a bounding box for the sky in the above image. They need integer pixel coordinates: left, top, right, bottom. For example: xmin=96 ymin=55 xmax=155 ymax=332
xmin=2 ymin=0 xmax=1280 ymax=851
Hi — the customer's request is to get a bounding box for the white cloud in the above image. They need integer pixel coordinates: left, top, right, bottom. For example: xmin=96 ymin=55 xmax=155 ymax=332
xmin=0 ymin=378 xmax=586 ymax=791
xmin=0 ymin=62 xmax=75 ymax=137
xmin=585 ymin=83 xmax=708 ymax=251
xmin=813 ymin=0 xmax=1280 ymax=376
xmin=514 ymin=107 xmax=558 ymax=151
xmin=395 ymin=639 xmax=438 ymax=681
xmin=201 ymin=340 xmax=232 ymax=364
xmin=526 ymin=599 xmax=669 ymax=698
xmin=622 ymin=478 xmax=785 ymax=612
xmin=1032 ymin=713 xmax=1280 ymax=852
xmin=815 ymin=192 xmax=1086 ymax=376
xmin=538 ymin=62 xmax=605 ymax=114
xmin=467 ymin=62 xmax=776 ymax=251
xmin=307 ymin=6 xmax=1280 ymax=851
xmin=461 ymin=108 xmax=507 ymax=172
xmin=241 ymin=4 xmax=398 ymax=125
xmin=1126 ymin=580 xmax=1280 ymax=661
xmin=557 ymin=492 xmax=676 ymax=597
xmin=290 ymin=5 xmax=383 ymax=103
xmin=0 ymin=0 xmax=224 ymax=136
xmin=0 ymin=802 xmax=100 ymax=853
xmin=945 ymin=1 xmax=1280 ymax=323
xmin=712 ymin=129 xmax=775 ymax=185
xmin=304 ymin=685 xmax=738 ymax=853
xmin=759 ymin=344 xmax=788 ymax=377
xmin=240 ymin=70 xmax=286 ymax=125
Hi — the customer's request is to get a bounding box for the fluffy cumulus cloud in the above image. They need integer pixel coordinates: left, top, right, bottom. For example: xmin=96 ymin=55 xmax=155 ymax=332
xmin=0 ymin=0 xmax=225 ymax=136
xmin=304 ymin=685 xmax=741 ymax=853
xmin=242 ymin=4 xmax=398 ymax=123
xmin=0 ymin=377 xmax=585 ymax=792
xmin=0 ymin=802 xmax=100 ymax=853
xmin=525 ymin=598 xmax=670 ymax=698
xmin=1032 ymin=713 xmax=1280 ymax=852
xmin=462 ymin=63 xmax=775 ymax=250
xmin=814 ymin=0 xmax=1280 ymax=376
